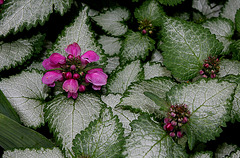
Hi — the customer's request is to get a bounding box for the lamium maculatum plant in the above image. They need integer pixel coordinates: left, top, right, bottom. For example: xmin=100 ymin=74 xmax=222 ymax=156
xmin=1 ymin=0 xmax=240 ymax=158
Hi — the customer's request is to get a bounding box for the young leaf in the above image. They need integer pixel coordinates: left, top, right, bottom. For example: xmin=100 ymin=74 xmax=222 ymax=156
xmin=49 ymin=5 xmax=105 ymax=64
xmin=120 ymin=31 xmax=155 ymax=64
xmin=0 ymin=113 xmax=54 ymax=150
xmin=98 ymin=35 xmax=122 ymax=56
xmin=215 ymin=143 xmax=238 ymax=158
xmin=0 ymin=89 xmax=20 ymax=123
xmin=123 ymin=114 xmax=187 ymax=157
xmin=190 ymin=151 xmax=213 ymax=158
xmin=134 ymin=0 xmax=165 ymax=26
xmin=107 ymin=60 xmax=143 ymax=94
xmin=92 ymin=8 xmax=130 ymax=36
xmin=160 ymin=17 xmax=223 ymax=80
xmin=101 ymin=94 xmax=139 ymax=136
xmin=192 ymin=0 xmax=223 ymax=19
xmin=202 ymin=18 xmax=234 ymax=54
xmin=3 ymin=147 xmax=64 ymax=158
xmin=143 ymin=61 xmax=171 ymax=80
xmin=72 ymin=107 xmax=125 ymax=158
xmin=118 ymin=77 xmax=176 ymax=117
xmin=219 ymin=59 xmax=240 ymax=77
xmin=0 ymin=34 xmax=44 ymax=73
xmin=221 ymin=0 xmax=240 ymax=23
xmin=157 ymin=0 xmax=185 ymax=6
xmin=167 ymin=79 xmax=236 ymax=150
xmin=0 ymin=0 xmax=72 ymax=36
xmin=236 ymin=9 xmax=240 ymax=33
xmin=44 ymin=93 xmax=104 ymax=157
xmin=0 ymin=70 xmax=48 ymax=128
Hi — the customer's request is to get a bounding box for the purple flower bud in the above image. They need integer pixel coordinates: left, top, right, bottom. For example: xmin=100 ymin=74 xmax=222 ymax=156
xmin=177 ymin=131 xmax=183 ymax=138
xmin=70 ymin=65 xmax=76 ymax=70
xmin=142 ymin=29 xmax=147 ymax=34
xmin=202 ymin=74 xmax=207 ymax=78
xmin=169 ymin=132 xmax=175 ymax=137
xmin=199 ymin=70 xmax=204 ymax=75
xmin=182 ymin=117 xmax=188 ymax=123
xmin=164 ymin=118 xmax=170 ymax=124
xmin=65 ymin=42 xmax=81 ymax=57
xmin=170 ymin=112 xmax=176 ymax=117
xmin=73 ymin=73 xmax=80 ymax=79
xmin=0 ymin=0 xmax=4 ymax=5
xmin=79 ymin=85 xmax=86 ymax=92
xmin=204 ymin=63 xmax=209 ymax=68
xmin=67 ymin=54 xmax=74 ymax=60
xmin=210 ymin=73 xmax=216 ymax=78
xmin=171 ymin=120 xmax=177 ymax=126
xmin=211 ymin=70 xmax=215 ymax=74
xmin=65 ymin=72 xmax=72 ymax=79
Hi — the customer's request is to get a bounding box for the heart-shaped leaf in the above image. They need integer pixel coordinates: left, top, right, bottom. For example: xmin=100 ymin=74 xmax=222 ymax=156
xmin=0 ymin=70 xmax=48 ymax=128
xmin=44 ymin=93 xmax=104 ymax=157
xmin=123 ymin=114 xmax=187 ymax=157
xmin=0 ymin=0 xmax=72 ymax=36
xmin=0 ymin=34 xmax=44 ymax=73
xmin=160 ymin=17 xmax=223 ymax=80
xmin=167 ymin=79 xmax=236 ymax=149
xmin=92 ymin=8 xmax=130 ymax=36
xmin=72 ymin=107 xmax=125 ymax=158
xmin=119 ymin=77 xmax=176 ymax=117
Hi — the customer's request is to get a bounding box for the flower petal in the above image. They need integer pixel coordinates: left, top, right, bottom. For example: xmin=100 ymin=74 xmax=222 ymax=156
xmin=42 ymin=71 xmax=63 ymax=86
xmin=49 ymin=53 xmax=66 ymax=65
xmin=65 ymin=42 xmax=81 ymax=57
xmin=80 ymin=51 xmax=99 ymax=65
xmin=42 ymin=58 xmax=61 ymax=70
xmin=62 ymin=79 xmax=79 ymax=93
xmin=85 ymin=70 xmax=108 ymax=86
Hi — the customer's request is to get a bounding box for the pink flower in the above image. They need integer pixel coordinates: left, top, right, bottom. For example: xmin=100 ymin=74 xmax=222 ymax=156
xmin=65 ymin=42 xmax=81 ymax=57
xmin=42 ymin=53 xmax=66 ymax=70
xmin=85 ymin=68 xmax=108 ymax=90
xmin=42 ymin=71 xmax=63 ymax=87
xmin=81 ymin=51 xmax=99 ymax=66
xmin=0 ymin=0 xmax=4 ymax=5
xmin=62 ymin=79 xmax=79 ymax=99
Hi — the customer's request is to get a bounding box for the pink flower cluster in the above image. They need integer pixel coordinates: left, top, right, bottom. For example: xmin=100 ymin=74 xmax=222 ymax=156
xmin=42 ymin=42 xmax=108 ymax=99
xmin=163 ymin=104 xmax=190 ymax=138
xmin=199 ymin=56 xmax=220 ymax=79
